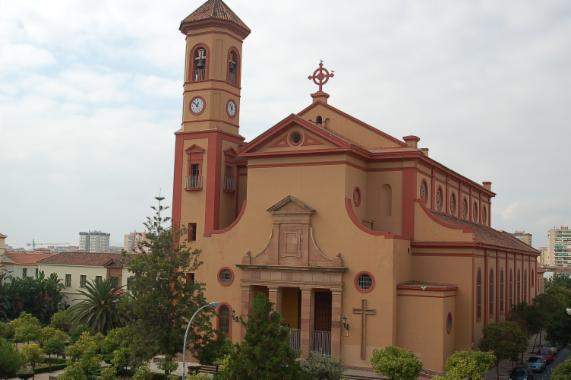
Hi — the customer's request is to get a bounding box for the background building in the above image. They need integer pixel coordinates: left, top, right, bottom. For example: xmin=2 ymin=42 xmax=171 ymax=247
xmin=38 ymin=252 xmax=131 ymax=305
xmin=538 ymin=247 xmax=554 ymax=266
xmin=1 ymin=251 xmax=54 ymax=280
xmin=513 ymin=230 xmax=532 ymax=246
xmin=548 ymin=226 xmax=571 ymax=266
xmin=123 ymin=232 xmax=146 ymax=253
xmin=79 ymin=231 xmax=110 ymax=253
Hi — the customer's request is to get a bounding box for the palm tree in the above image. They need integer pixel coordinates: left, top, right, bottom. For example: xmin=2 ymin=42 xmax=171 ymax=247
xmin=70 ymin=278 xmax=123 ymax=334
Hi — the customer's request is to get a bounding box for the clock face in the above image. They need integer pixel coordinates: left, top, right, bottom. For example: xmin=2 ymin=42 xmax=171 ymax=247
xmin=190 ymin=97 xmax=205 ymax=114
xmin=226 ymin=100 xmax=237 ymax=118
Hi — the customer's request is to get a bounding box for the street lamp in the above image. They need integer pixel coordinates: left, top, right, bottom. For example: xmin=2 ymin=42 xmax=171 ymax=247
xmin=181 ymin=301 xmax=219 ymax=380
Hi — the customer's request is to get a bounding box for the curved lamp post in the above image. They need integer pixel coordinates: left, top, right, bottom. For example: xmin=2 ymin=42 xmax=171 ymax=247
xmin=181 ymin=301 xmax=219 ymax=379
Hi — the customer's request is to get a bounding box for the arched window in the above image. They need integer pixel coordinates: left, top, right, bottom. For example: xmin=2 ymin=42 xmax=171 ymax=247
xmin=462 ymin=198 xmax=469 ymax=220
xmin=436 ymin=187 xmax=444 ymax=212
xmin=382 ymin=184 xmax=392 ymax=216
xmin=192 ymin=46 xmax=207 ymax=82
xmin=316 ymin=115 xmax=323 ymax=125
xmin=217 ymin=304 xmax=231 ymax=336
xmin=449 ymin=193 xmax=457 ymax=215
xmin=482 ymin=206 xmax=488 ymax=224
xmin=227 ymin=50 xmax=239 ymax=85
xmin=420 ymin=180 xmax=428 ymax=204
xmin=516 ymin=269 xmax=521 ymax=303
xmin=476 ymin=269 xmax=482 ymax=321
xmin=473 ymin=202 xmax=479 ymax=222
xmin=489 ymin=269 xmax=495 ymax=317
xmin=499 ymin=270 xmax=505 ymax=314
xmin=509 ymin=269 xmax=514 ymax=308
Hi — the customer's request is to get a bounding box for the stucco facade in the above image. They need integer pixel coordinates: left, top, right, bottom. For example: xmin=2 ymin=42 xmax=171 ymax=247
xmin=171 ymin=0 xmax=541 ymax=372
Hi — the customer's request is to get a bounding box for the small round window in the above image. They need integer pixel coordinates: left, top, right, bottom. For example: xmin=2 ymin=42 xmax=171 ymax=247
xmin=355 ymin=272 xmax=375 ymax=293
xmin=289 ymin=131 xmax=303 ymax=146
xmin=218 ymin=268 xmax=234 ymax=286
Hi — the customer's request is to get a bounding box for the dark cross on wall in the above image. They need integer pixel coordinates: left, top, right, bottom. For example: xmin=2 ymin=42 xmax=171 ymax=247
xmin=353 ymin=299 xmax=376 ymax=360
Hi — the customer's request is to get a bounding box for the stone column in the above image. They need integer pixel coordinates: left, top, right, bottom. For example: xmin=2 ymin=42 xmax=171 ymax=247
xmin=240 ymin=285 xmax=251 ymax=338
xmin=300 ymin=288 xmax=313 ymax=357
xmin=268 ymin=286 xmax=281 ymax=312
xmin=331 ymin=289 xmax=343 ymax=359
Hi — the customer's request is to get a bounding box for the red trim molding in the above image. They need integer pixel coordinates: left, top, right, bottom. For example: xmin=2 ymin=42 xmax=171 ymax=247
xmin=345 ymin=198 xmax=405 ymax=239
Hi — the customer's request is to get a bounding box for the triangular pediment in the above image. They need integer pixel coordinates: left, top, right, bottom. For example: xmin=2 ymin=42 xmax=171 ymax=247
xmin=297 ymin=102 xmax=406 ymax=150
xmin=267 ymin=195 xmax=315 ymax=215
xmin=240 ymin=114 xmax=353 ymax=157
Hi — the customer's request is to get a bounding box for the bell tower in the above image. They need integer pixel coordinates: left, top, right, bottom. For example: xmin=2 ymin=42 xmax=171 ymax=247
xmin=179 ymin=0 xmax=250 ymax=135
xmin=173 ymin=0 xmax=250 ymax=238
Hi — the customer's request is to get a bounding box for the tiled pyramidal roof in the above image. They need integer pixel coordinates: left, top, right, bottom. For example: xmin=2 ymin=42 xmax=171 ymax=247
xmin=180 ymin=0 xmax=250 ymax=36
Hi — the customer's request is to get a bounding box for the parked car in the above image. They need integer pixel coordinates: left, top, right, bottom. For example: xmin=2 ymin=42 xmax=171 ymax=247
xmin=510 ymin=366 xmax=535 ymax=380
xmin=527 ymin=355 xmax=547 ymax=372
xmin=539 ymin=347 xmax=556 ymax=364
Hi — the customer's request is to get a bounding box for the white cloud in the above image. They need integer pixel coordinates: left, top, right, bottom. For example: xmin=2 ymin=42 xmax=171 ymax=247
xmin=0 ymin=0 xmax=570 ymax=248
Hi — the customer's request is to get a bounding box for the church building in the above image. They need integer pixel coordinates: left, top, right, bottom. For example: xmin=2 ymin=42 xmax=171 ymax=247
xmin=171 ymin=0 xmax=541 ymax=373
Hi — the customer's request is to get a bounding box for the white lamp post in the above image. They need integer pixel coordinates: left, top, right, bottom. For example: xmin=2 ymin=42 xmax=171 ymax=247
xmin=181 ymin=301 xmax=219 ymax=380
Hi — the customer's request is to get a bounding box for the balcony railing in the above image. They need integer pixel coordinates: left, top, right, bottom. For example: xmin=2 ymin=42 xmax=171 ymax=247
xmin=311 ymin=330 xmax=331 ymax=356
xmin=223 ymin=176 xmax=236 ymax=193
xmin=185 ymin=175 xmax=203 ymax=191
xmin=289 ymin=328 xmax=301 ymax=355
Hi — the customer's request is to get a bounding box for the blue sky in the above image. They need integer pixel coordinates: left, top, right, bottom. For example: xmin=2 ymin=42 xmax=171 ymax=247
xmin=1 ymin=0 xmax=570 ymax=248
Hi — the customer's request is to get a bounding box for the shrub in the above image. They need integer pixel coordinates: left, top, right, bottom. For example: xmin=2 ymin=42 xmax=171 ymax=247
xmin=434 ymin=351 xmax=495 ymax=380
xmin=553 ymin=357 xmax=571 ymax=380
xmin=58 ymin=364 xmax=88 ymax=380
xmin=370 ymin=346 xmax=423 ymax=380
xmin=50 ymin=309 xmax=74 ymax=332
xmin=100 ymin=366 xmax=118 ymax=380
xmin=196 ymin=334 xmax=232 ymax=365
xmin=132 ymin=364 xmax=152 ymax=380
xmin=0 ymin=321 xmax=15 ymax=339
xmin=301 ymin=352 xmax=343 ymax=380
xmin=21 ymin=343 xmax=44 ymax=375
xmin=0 ymin=338 xmax=22 ymax=379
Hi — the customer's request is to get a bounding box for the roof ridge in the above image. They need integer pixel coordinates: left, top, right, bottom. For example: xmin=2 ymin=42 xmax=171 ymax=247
xmin=180 ymin=0 xmax=250 ymax=36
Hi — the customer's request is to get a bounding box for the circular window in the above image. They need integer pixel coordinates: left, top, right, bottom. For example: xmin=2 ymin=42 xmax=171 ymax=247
xmin=289 ymin=131 xmax=303 ymax=146
xmin=217 ymin=268 xmax=234 ymax=286
xmin=355 ymin=272 xmax=375 ymax=293
xmin=446 ymin=312 xmax=453 ymax=334
xmin=353 ymin=187 xmax=362 ymax=207
xmin=462 ymin=198 xmax=468 ymax=219
xmin=449 ymin=193 xmax=457 ymax=214
xmin=436 ymin=188 xmax=443 ymax=212
xmin=473 ymin=202 xmax=479 ymax=222
xmin=420 ymin=180 xmax=428 ymax=204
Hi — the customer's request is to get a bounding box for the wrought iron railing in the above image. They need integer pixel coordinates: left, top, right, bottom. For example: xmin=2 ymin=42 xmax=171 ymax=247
xmin=185 ymin=175 xmax=203 ymax=190
xmin=289 ymin=328 xmax=301 ymax=355
xmin=311 ymin=330 xmax=331 ymax=356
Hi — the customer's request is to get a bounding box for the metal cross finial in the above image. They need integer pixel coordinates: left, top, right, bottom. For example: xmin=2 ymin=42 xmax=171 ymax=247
xmin=308 ymin=60 xmax=334 ymax=93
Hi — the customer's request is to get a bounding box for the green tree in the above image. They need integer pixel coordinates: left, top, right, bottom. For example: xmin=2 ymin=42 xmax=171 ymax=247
xmin=370 ymin=346 xmax=423 ymax=380
xmin=0 ymin=273 xmax=64 ymax=323
xmin=70 ymin=278 xmax=125 ymax=334
xmin=301 ymin=352 xmax=343 ymax=380
xmin=508 ymin=302 xmax=542 ymax=336
xmin=552 ymin=357 xmax=571 ymax=380
xmin=10 ymin=312 xmax=42 ymax=343
xmin=100 ymin=366 xmax=117 ymax=380
xmin=533 ymin=285 xmax=571 ymax=346
xmin=546 ymin=273 xmax=571 ymax=291
xmin=0 ymin=338 xmax=22 ymax=379
xmin=127 ymin=197 xmax=214 ymax=361
xmin=50 ymin=309 xmax=74 ymax=332
xmin=479 ymin=322 xmax=528 ymax=379
xmin=39 ymin=327 xmax=68 ymax=358
xmin=66 ymin=331 xmax=102 ymax=362
xmin=434 ymin=351 xmax=495 ymax=380
xmin=58 ymin=364 xmax=88 ymax=380
xmin=0 ymin=322 xmax=14 ymax=340
xmin=225 ymin=294 xmax=303 ymax=380
xmin=21 ymin=343 xmax=44 ymax=379
xmin=132 ymin=364 xmax=152 ymax=380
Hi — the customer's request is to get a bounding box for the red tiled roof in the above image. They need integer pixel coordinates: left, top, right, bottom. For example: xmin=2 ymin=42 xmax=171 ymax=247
xmin=39 ymin=252 xmax=128 ymax=268
xmin=3 ymin=252 xmax=54 ymax=265
xmin=180 ymin=0 xmax=250 ymax=36
xmin=429 ymin=211 xmax=540 ymax=254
